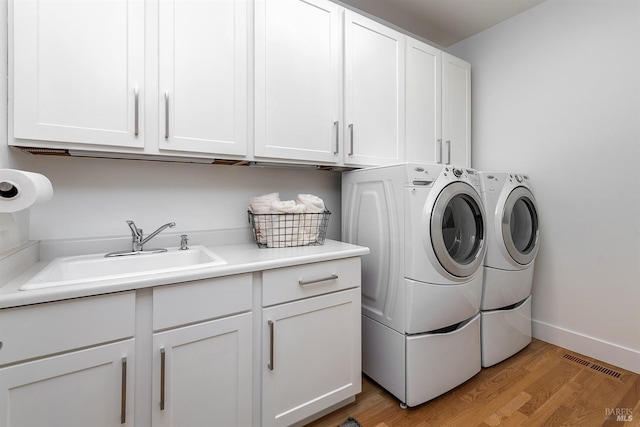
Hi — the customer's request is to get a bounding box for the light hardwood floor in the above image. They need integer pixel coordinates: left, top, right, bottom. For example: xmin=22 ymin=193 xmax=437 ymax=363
xmin=306 ymin=339 xmax=640 ymax=427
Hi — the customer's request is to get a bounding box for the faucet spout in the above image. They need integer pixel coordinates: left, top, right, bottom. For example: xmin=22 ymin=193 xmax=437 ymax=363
xmin=140 ymin=222 xmax=176 ymax=247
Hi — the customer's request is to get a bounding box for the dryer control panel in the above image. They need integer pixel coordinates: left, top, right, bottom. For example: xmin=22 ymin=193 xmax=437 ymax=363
xmin=441 ymin=166 xmax=481 ymax=191
xmin=403 ymin=163 xmax=481 ymax=192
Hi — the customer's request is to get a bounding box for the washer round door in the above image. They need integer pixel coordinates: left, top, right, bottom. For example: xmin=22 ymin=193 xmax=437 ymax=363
xmin=502 ymin=186 xmax=539 ymax=265
xmin=431 ymin=182 xmax=486 ymax=278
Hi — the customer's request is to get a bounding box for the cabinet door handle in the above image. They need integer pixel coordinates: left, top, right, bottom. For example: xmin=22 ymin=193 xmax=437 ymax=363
xmin=267 ymin=320 xmax=274 ymax=371
xmin=160 ymin=348 xmax=166 ymax=410
xmin=298 ymin=274 xmax=339 ymax=286
xmin=134 ymin=87 xmax=139 ymax=137
xmin=348 ymin=123 xmax=354 ymax=156
xmin=333 ymin=121 xmax=339 ymax=154
xmin=437 ymin=139 xmax=442 ymax=164
xmin=446 ymin=140 xmax=451 ymax=165
xmin=121 ymin=357 xmax=127 ymax=424
xmin=164 ymin=91 xmax=170 ymax=139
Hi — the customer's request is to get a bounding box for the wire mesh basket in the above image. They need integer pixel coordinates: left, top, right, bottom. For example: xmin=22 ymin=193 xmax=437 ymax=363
xmin=247 ymin=209 xmax=331 ymax=248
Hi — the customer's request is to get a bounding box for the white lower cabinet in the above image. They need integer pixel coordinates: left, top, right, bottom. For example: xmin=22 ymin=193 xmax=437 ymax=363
xmin=261 ymin=258 xmax=362 ymax=427
xmin=152 ymin=313 xmax=252 ymax=427
xmin=151 ymin=274 xmax=253 ymax=427
xmin=0 ymin=340 xmax=135 ymax=427
xmin=0 ymin=292 xmax=136 ymax=427
xmin=0 ymin=256 xmax=363 ymax=427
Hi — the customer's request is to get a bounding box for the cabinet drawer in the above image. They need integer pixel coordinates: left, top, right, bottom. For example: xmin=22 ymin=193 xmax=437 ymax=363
xmin=0 ymin=291 xmax=135 ymax=366
xmin=262 ymin=257 xmax=361 ymax=306
xmin=153 ymin=274 xmax=252 ymax=331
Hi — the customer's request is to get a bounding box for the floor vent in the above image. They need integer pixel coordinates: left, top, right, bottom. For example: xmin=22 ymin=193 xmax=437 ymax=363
xmin=590 ymin=364 xmax=622 ymax=379
xmin=563 ymin=353 xmax=590 ymax=366
xmin=562 ymin=354 xmax=622 ymax=379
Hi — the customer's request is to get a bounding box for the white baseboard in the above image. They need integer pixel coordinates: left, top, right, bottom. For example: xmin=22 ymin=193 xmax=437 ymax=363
xmin=533 ymin=319 xmax=640 ymax=374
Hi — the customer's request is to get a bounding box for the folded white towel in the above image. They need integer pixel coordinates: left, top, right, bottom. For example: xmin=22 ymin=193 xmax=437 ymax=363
xmin=296 ymin=194 xmax=325 ymax=213
xmin=266 ymin=200 xmax=305 ymax=247
xmin=249 ymin=193 xmax=280 ymax=245
xmin=249 ymin=192 xmax=280 ymax=214
xmin=271 ymin=200 xmax=306 ymax=213
xmin=296 ymin=194 xmax=326 ymax=244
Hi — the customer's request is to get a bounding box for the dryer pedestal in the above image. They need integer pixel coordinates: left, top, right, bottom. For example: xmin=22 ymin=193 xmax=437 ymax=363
xmin=362 ymin=313 xmax=481 ymax=407
xmin=481 ymin=295 xmax=532 ymax=367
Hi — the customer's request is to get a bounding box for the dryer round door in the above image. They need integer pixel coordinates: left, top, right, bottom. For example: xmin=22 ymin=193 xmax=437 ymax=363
xmin=502 ymin=186 xmax=539 ymax=265
xmin=431 ymin=182 xmax=486 ymax=278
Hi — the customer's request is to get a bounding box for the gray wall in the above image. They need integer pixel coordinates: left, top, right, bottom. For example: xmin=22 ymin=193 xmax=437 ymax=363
xmin=449 ymin=0 xmax=640 ymax=372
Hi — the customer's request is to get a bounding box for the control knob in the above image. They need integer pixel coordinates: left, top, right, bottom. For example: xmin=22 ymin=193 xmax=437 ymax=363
xmin=453 ymin=168 xmax=463 ymax=178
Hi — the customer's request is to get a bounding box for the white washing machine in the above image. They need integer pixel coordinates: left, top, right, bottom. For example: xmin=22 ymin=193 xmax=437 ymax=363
xmin=343 ymin=163 xmax=486 ymax=407
xmin=478 ymin=172 xmax=539 ymax=367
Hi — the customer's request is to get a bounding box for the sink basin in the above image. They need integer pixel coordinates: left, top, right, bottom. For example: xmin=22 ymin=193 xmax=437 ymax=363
xmin=20 ymin=246 xmax=226 ymax=291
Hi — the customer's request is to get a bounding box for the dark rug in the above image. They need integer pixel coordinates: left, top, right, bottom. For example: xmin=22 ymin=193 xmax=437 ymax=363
xmin=339 ymin=417 xmax=362 ymax=427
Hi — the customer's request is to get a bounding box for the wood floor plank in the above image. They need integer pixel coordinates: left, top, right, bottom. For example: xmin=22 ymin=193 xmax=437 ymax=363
xmin=521 ymin=369 xmax=602 ymax=426
xmin=304 ymin=339 xmax=640 ymax=427
xmin=518 ymin=360 xmax=583 ymax=416
xmin=483 ymin=391 xmax=531 ymax=426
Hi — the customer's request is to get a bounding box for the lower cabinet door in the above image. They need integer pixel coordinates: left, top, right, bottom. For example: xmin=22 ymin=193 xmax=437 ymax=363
xmin=262 ymin=288 xmax=361 ymax=427
xmin=0 ymin=339 xmax=135 ymax=427
xmin=152 ymin=312 xmax=252 ymax=427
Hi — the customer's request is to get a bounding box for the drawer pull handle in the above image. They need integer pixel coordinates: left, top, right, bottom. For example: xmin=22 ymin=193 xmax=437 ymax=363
xmin=121 ymin=357 xmax=127 ymax=424
xmin=298 ymin=274 xmax=339 ymax=286
xmin=160 ymin=348 xmax=166 ymax=410
xmin=267 ymin=320 xmax=274 ymax=371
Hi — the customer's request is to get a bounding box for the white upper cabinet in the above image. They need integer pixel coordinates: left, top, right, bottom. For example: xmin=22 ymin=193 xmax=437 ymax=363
xmin=405 ymin=43 xmax=471 ymax=167
xmin=405 ymin=38 xmax=442 ymax=164
xmin=11 ymin=0 xmax=144 ymax=148
xmin=10 ymin=0 xmax=468 ymax=167
xmin=442 ymin=53 xmax=471 ymax=167
xmin=344 ymin=11 xmax=405 ymax=166
xmin=159 ymin=0 xmax=247 ymax=156
xmin=255 ymin=0 xmax=342 ymax=163
xmin=10 ymin=0 xmax=248 ymax=158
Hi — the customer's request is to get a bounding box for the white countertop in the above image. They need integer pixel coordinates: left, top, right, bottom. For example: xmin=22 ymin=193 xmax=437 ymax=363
xmin=0 ymin=239 xmax=369 ymax=309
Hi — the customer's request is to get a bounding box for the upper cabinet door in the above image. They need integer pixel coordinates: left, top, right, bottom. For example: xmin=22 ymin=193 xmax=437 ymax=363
xmin=442 ymin=53 xmax=471 ymax=167
xmin=405 ymin=38 xmax=442 ymax=164
xmin=344 ymin=11 xmax=405 ymax=166
xmin=159 ymin=0 xmax=248 ymax=156
xmin=255 ymin=0 xmax=343 ymax=164
xmin=11 ymin=0 xmax=144 ymax=148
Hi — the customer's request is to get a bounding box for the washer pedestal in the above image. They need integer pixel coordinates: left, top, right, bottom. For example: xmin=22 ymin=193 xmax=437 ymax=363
xmin=481 ymin=295 xmax=532 ymax=367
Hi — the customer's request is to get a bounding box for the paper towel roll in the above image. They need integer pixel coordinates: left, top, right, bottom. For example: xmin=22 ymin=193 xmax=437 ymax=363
xmin=0 ymin=169 xmax=53 ymax=213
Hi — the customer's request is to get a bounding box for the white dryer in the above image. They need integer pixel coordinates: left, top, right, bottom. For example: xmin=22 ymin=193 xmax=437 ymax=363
xmin=343 ymin=163 xmax=486 ymax=407
xmin=478 ymin=172 xmax=539 ymax=367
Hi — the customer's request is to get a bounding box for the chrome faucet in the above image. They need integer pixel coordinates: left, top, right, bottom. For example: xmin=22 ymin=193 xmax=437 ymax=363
xmin=127 ymin=220 xmax=175 ymax=252
xmin=106 ymin=220 xmax=176 ymax=257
